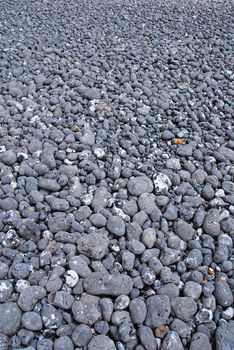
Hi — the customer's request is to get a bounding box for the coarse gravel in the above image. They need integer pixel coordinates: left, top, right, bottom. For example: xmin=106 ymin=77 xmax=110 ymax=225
xmin=0 ymin=0 xmax=234 ymax=349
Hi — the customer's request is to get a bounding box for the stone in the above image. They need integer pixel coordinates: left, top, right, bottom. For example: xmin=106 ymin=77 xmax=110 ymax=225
xmin=106 ymin=216 xmax=125 ymax=236
xmin=161 ymin=331 xmax=184 ymax=350
xmin=127 ymin=176 xmax=154 ymax=196
xmin=17 ymin=286 xmax=46 ymax=311
xmin=72 ymin=299 xmax=101 ymax=325
xmin=214 ymin=280 xmax=233 ymax=307
xmin=83 ymin=272 xmax=133 ymax=296
xmin=171 ymin=297 xmax=197 ymax=322
xmin=145 ymin=295 xmax=171 ymax=328
xmin=72 ymin=324 xmax=92 ymax=347
xmin=0 ymin=303 xmax=21 ymax=335
xmin=174 ymin=219 xmax=195 ymax=242
xmin=189 ymin=332 xmax=212 ymax=350
xmin=21 ymin=311 xmax=43 ymax=331
xmin=129 ymin=298 xmax=147 ymax=325
xmin=77 ymin=232 xmax=109 ymax=259
xmin=87 ymin=335 xmax=116 ymax=350
xmin=216 ymin=320 xmax=234 ymax=350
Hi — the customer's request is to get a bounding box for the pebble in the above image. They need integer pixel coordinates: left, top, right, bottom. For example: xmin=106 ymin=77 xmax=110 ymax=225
xmin=189 ymin=332 xmax=212 ymax=350
xmin=83 ymin=272 xmax=133 ymax=296
xmin=87 ymin=334 xmax=116 ymax=350
xmin=214 ymin=280 xmax=234 ymax=307
xmin=171 ymin=297 xmax=197 ymax=322
xmin=145 ymin=295 xmax=171 ymax=328
xmin=0 ymin=302 xmax=21 ymax=335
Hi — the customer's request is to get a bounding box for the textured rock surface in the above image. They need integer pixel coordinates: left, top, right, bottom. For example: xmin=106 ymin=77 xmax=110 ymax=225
xmin=0 ymin=0 xmax=233 ymax=348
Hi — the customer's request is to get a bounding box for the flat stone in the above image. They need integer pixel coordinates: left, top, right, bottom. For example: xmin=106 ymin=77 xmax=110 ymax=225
xmin=83 ymin=272 xmax=133 ymax=296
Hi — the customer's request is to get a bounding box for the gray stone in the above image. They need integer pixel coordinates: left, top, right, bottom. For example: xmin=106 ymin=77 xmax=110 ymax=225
xmin=203 ymin=209 xmax=221 ymax=237
xmin=83 ymin=272 xmax=133 ymax=296
xmin=216 ymin=320 xmax=234 ymax=350
xmin=214 ymin=280 xmax=233 ymax=307
xmin=53 ymin=291 xmax=74 ymax=310
xmin=41 ymin=303 xmax=63 ymax=329
xmin=54 ymin=336 xmax=74 ymax=350
xmin=189 ymin=332 xmax=212 ymax=350
xmin=72 ymin=299 xmax=101 ymax=325
xmin=21 ymin=311 xmax=43 ymax=331
xmin=77 ymin=232 xmax=109 ymax=259
xmin=174 ymin=219 xmax=195 ymax=242
xmin=87 ymin=334 xmax=116 ymax=350
xmin=0 ymin=333 xmax=9 ymax=350
xmin=0 ymin=302 xmax=21 ymax=335
xmin=17 ymin=286 xmax=46 ymax=311
xmin=170 ymin=318 xmax=192 ymax=338
xmin=171 ymin=297 xmax=197 ymax=322
xmin=145 ymin=295 xmax=171 ymax=328
xmin=129 ymin=298 xmax=147 ymax=325
xmin=127 ymin=176 xmax=154 ymax=196
xmin=138 ymin=326 xmax=156 ymax=350
xmin=72 ymin=324 xmax=92 ymax=347
xmin=106 ymin=216 xmax=125 ymax=236
xmin=184 ymin=281 xmax=202 ymax=300
xmin=161 ymin=331 xmax=184 ymax=350
xmin=0 ymin=280 xmax=13 ymax=302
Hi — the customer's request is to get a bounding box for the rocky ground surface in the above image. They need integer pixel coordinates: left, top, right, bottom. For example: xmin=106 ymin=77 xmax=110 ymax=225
xmin=0 ymin=0 xmax=234 ymax=349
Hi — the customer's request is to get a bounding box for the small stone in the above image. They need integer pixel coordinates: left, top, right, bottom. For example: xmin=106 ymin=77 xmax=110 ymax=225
xmin=189 ymin=332 xmax=212 ymax=350
xmin=145 ymin=295 xmax=171 ymax=328
xmin=129 ymin=298 xmax=147 ymax=325
xmin=17 ymin=286 xmax=46 ymax=311
xmin=161 ymin=331 xmax=184 ymax=350
xmin=127 ymin=176 xmax=154 ymax=196
xmin=216 ymin=320 xmax=234 ymax=350
xmin=64 ymin=270 xmax=79 ymax=287
xmin=77 ymin=232 xmax=109 ymax=259
xmin=174 ymin=219 xmax=195 ymax=242
xmin=21 ymin=311 xmax=43 ymax=331
xmin=72 ymin=324 xmax=92 ymax=347
xmin=53 ymin=291 xmax=74 ymax=310
xmin=0 ymin=333 xmax=9 ymax=350
xmin=106 ymin=216 xmax=125 ymax=236
xmin=72 ymin=299 xmax=101 ymax=325
xmin=0 ymin=302 xmax=21 ymax=335
xmin=203 ymin=209 xmax=221 ymax=237
xmin=171 ymin=297 xmax=197 ymax=322
xmin=184 ymin=281 xmax=202 ymax=300
xmin=84 ymin=272 xmax=133 ymax=296
xmin=214 ymin=280 xmax=233 ymax=307
xmin=0 ymin=280 xmax=13 ymax=302
xmin=153 ymin=173 xmax=172 ymax=194
xmin=138 ymin=326 xmax=156 ymax=350
xmin=87 ymin=334 xmax=116 ymax=350
xmin=54 ymin=336 xmax=74 ymax=350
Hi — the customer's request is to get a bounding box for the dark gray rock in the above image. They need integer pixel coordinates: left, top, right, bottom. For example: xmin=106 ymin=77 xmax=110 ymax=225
xmin=138 ymin=325 xmax=156 ymax=350
xmin=21 ymin=311 xmax=43 ymax=331
xmin=171 ymin=297 xmax=197 ymax=322
xmin=174 ymin=219 xmax=195 ymax=242
xmin=106 ymin=215 xmax=125 ymax=236
xmin=0 ymin=302 xmax=21 ymax=335
xmin=83 ymin=272 xmax=133 ymax=296
xmin=214 ymin=280 xmax=233 ymax=307
xmin=216 ymin=321 xmax=234 ymax=350
xmin=17 ymin=286 xmax=46 ymax=311
xmin=72 ymin=299 xmax=101 ymax=325
xmin=189 ymin=332 xmax=212 ymax=350
xmin=72 ymin=324 xmax=92 ymax=347
xmin=145 ymin=295 xmax=171 ymax=328
xmin=87 ymin=334 xmax=116 ymax=350
xmin=77 ymin=231 xmax=109 ymax=259
xmin=161 ymin=331 xmax=184 ymax=350
xmin=127 ymin=176 xmax=154 ymax=196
